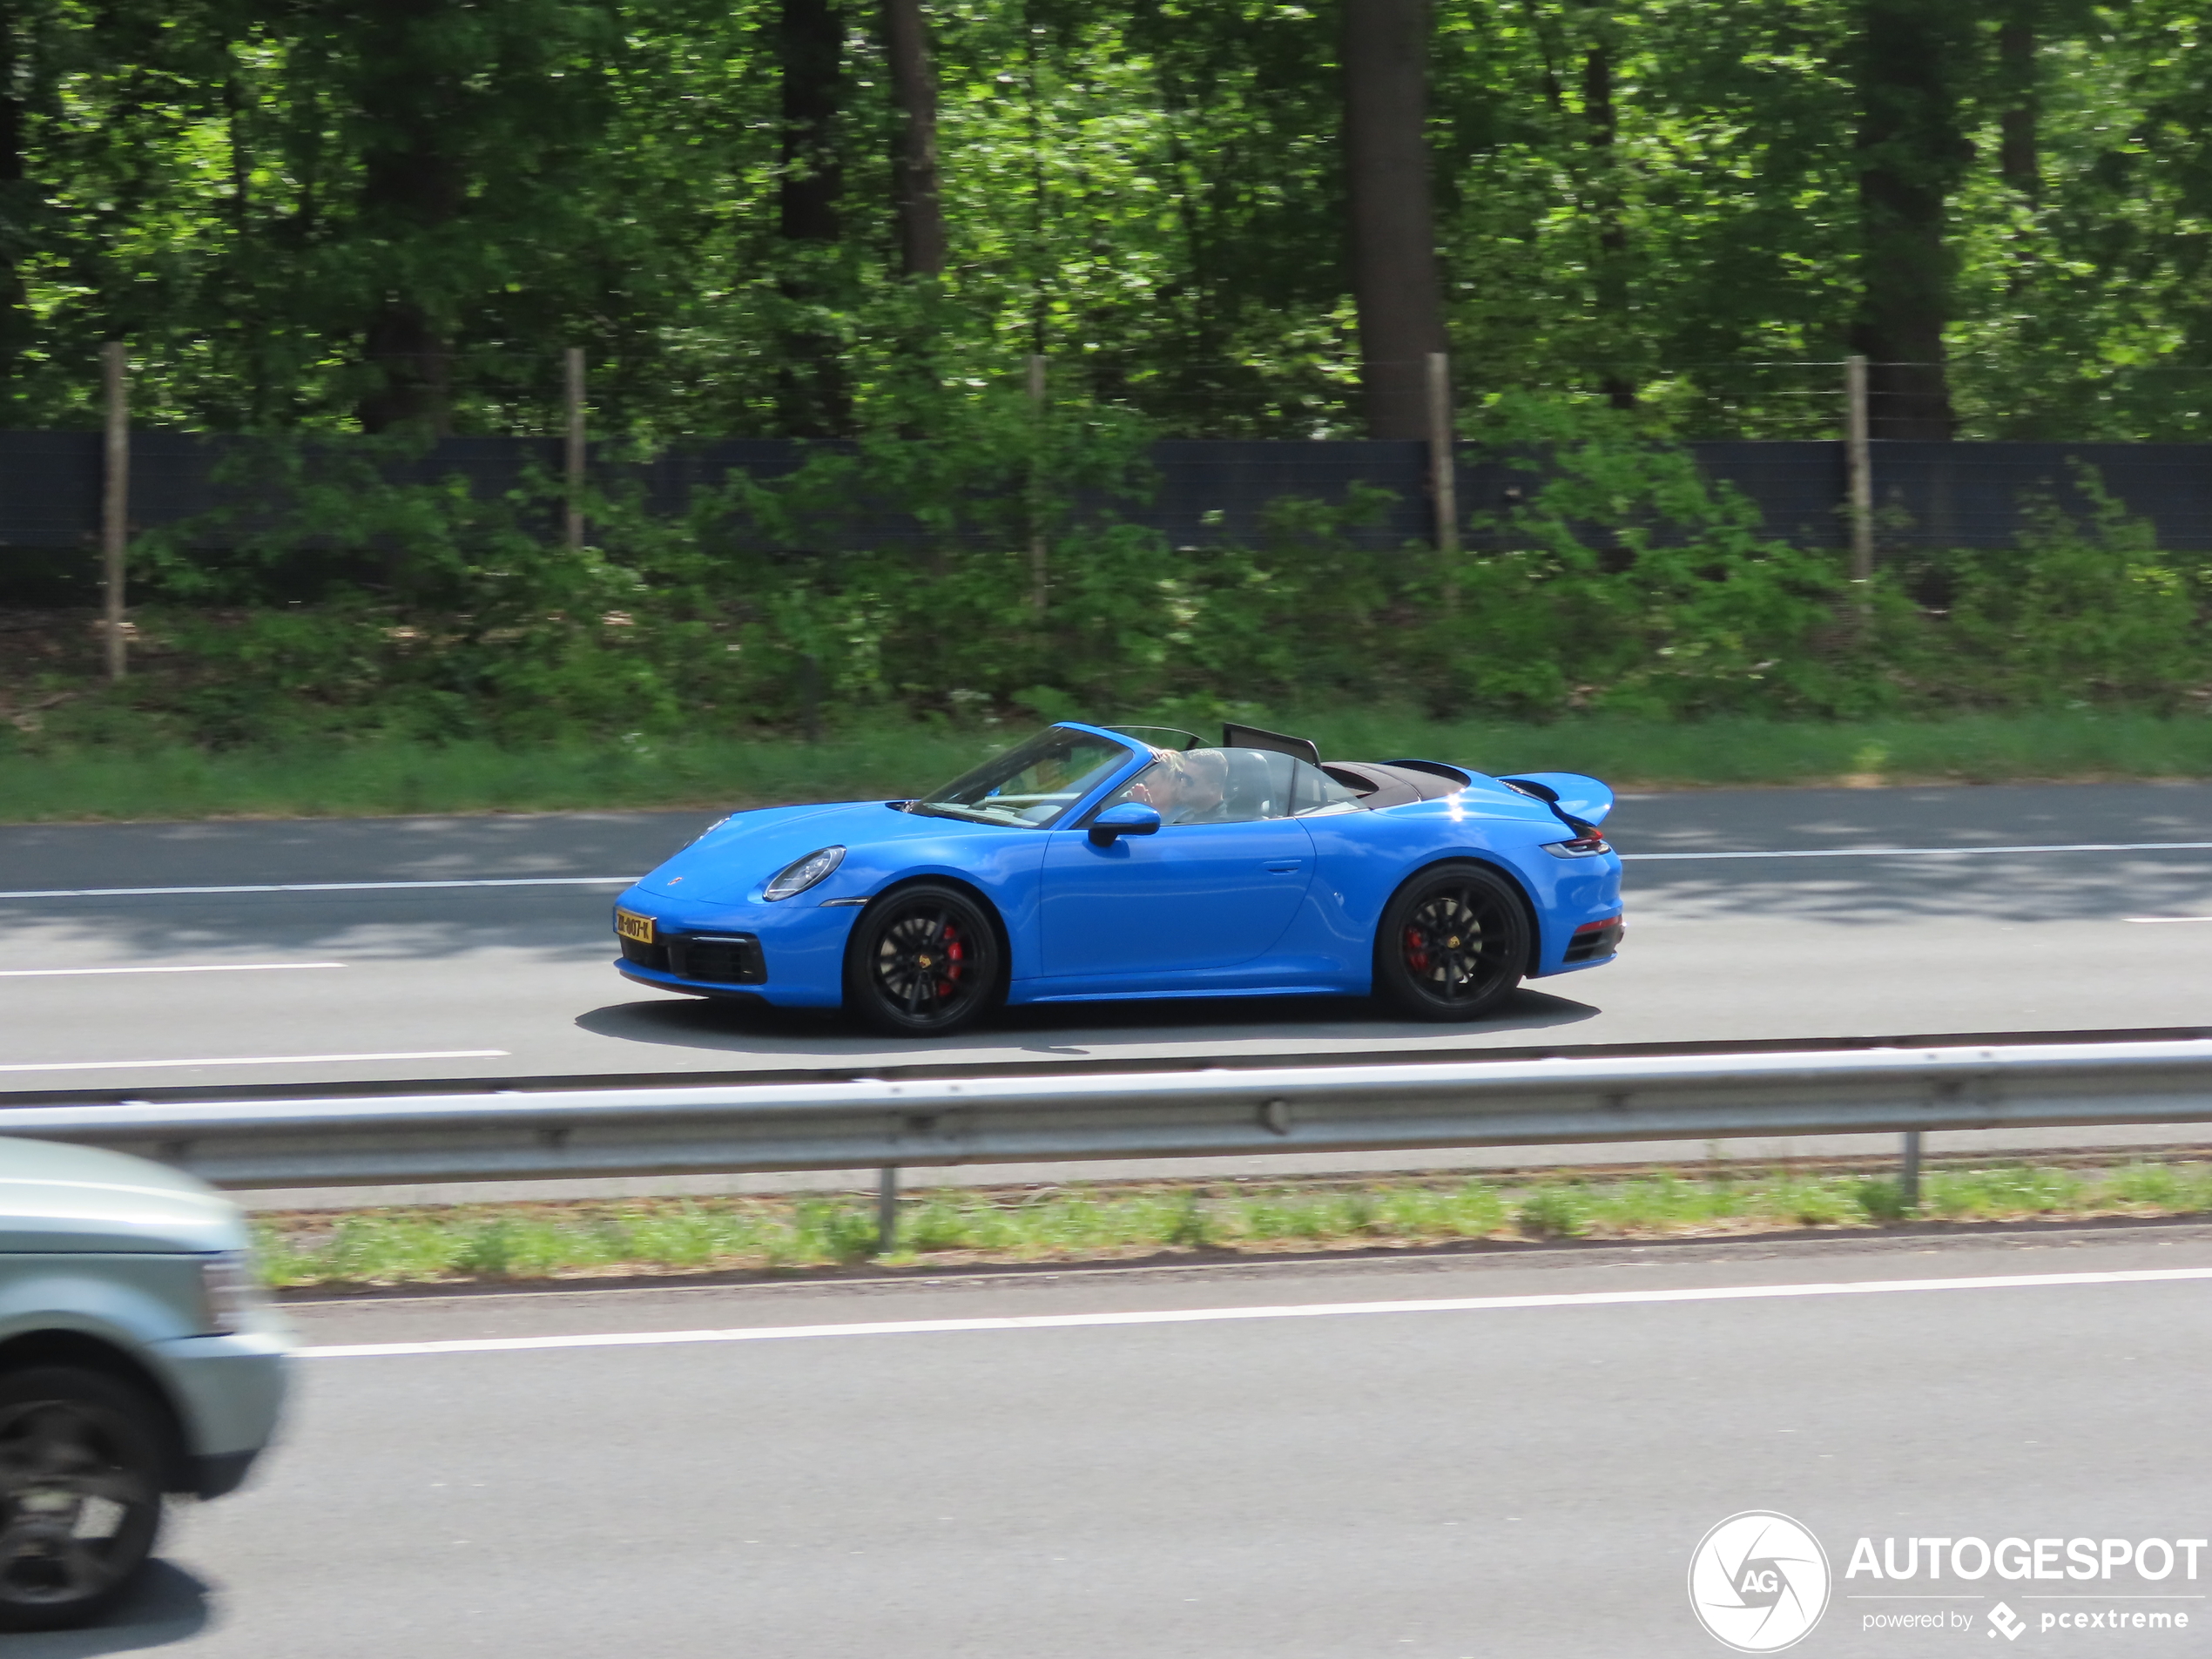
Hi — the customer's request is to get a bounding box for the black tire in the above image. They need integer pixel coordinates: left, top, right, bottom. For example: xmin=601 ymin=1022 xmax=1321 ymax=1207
xmin=0 ymin=1366 xmax=167 ymax=1633
xmin=1372 ymin=860 xmax=1531 ymax=1022
xmin=843 ymin=882 xmax=1004 ymax=1037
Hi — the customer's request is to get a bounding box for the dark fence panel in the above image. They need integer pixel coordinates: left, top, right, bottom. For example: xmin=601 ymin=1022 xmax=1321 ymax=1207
xmin=1144 ymin=439 xmax=1429 ymax=549
xmin=1692 ymin=442 xmax=1850 ymax=547
xmin=1861 ymin=442 xmax=2212 ymax=551
xmin=0 ymin=432 xmax=105 ymax=546
xmin=5 ymin=432 xmax=2211 ymax=581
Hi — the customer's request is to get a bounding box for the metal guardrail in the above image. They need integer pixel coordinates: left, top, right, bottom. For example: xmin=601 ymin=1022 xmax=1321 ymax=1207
xmin=7 ymin=1039 xmax=2212 ymax=1194
xmin=13 ymin=1025 xmax=2212 ymax=1113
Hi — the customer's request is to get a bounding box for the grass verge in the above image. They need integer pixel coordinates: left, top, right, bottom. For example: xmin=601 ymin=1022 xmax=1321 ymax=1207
xmin=254 ymin=1159 xmax=2212 ymax=1291
xmin=13 ymin=709 xmax=2212 ymax=824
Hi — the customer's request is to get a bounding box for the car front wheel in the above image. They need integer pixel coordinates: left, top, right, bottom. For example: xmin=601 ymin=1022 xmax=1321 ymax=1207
xmin=0 ymin=1366 xmax=167 ymax=1633
xmin=1373 ymin=861 xmax=1531 ymax=1021
xmin=843 ymin=883 xmax=1004 ymax=1037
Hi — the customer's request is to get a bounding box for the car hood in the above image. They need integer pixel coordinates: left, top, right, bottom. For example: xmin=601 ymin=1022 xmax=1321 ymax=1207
xmin=629 ymin=798 xmax=1004 ymax=902
xmin=0 ymin=1137 xmax=248 ymax=1255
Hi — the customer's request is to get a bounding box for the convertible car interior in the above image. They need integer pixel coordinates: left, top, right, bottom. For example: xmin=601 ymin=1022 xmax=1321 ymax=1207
xmin=1120 ymin=722 xmax=1476 ymax=814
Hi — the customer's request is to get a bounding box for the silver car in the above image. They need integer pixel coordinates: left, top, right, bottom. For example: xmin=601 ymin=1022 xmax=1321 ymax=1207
xmin=0 ymin=1136 xmax=288 ymax=1631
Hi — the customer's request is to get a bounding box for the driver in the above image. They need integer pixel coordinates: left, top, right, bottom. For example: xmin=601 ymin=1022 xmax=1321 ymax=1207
xmin=1130 ymin=749 xmax=1230 ymax=825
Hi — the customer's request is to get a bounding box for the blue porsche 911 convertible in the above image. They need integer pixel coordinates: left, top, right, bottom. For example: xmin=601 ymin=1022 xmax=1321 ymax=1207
xmin=611 ymin=721 xmax=1622 ymax=1035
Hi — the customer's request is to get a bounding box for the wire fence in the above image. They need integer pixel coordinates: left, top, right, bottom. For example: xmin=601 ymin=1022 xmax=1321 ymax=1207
xmin=22 ymin=341 xmax=2212 ymax=443
xmin=8 ymin=350 xmax=2212 ymax=613
xmin=2 ymin=430 xmax=2207 ymax=565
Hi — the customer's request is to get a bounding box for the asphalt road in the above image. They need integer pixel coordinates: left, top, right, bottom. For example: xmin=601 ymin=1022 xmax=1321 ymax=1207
xmin=6 ymin=782 xmax=2212 ymax=1093
xmin=10 ymin=782 xmax=2212 ymax=1195
xmin=25 ymin=1227 xmax=2212 ymax=1658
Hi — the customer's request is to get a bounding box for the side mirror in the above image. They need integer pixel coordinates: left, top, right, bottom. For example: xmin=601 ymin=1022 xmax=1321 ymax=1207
xmin=1088 ymin=801 xmax=1163 ymax=846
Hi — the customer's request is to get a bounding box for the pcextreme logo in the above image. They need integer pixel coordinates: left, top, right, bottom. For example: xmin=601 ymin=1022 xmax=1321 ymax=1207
xmin=1689 ymin=1511 xmax=1832 ymax=1653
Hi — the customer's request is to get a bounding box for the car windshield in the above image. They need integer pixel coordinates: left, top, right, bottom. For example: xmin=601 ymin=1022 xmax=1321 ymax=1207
xmin=911 ymin=725 xmax=1137 ymax=828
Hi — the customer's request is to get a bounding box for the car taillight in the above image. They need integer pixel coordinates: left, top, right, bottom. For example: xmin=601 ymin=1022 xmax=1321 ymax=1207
xmin=1542 ymin=833 xmax=1611 ymax=857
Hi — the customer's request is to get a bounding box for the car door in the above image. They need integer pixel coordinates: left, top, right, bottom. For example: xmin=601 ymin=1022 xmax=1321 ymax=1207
xmin=1038 ymin=759 xmax=1318 ymax=982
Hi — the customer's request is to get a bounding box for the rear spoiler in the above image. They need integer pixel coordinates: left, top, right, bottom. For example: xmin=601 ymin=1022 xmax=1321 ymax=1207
xmin=1499 ymin=772 xmax=1615 ymax=833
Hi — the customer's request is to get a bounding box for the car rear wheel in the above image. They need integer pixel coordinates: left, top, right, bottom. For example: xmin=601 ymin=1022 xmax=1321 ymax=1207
xmin=0 ymin=1366 xmax=166 ymax=1633
xmin=1373 ymin=861 xmax=1530 ymax=1022
xmin=844 ymin=883 xmax=1003 ymax=1037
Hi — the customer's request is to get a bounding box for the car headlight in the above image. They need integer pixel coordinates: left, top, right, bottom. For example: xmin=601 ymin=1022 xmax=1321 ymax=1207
xmin=197 ymin=1250 xmax=261 ymax=1335
xmin=764 ymin=845 xmax=846 ymax=900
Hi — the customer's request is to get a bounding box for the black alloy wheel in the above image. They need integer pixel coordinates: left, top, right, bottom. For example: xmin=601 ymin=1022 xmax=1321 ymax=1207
xmin=844 ymin=883 xmax=1004 ymax=1036
xmin=1373 ymin=861 xmax=1531 ymax=1021
xmin=0 ymin=1367 xmax=167 ymax=1633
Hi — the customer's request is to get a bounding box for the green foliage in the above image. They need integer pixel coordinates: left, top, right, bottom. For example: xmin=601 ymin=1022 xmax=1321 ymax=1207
xmin=9 ymin=0 xmax=2212 ymax=441
xmin=1852 ymin=1177 xmax=1911 ymax=1224
xmin=32 ymin=706 xmax=2212 ymax=822
xmin=1432 ymin=395 xmax=1848 ymax=716
xmin=75 ymin=390 xmax=1896 ymax=745
xmin=7 ymin=382 xmax=2209 ymax=758
xmin=1905 ymin=473 xmax=2209 ymax=708
xmin=247 ymin=1159 xmax=2212 ymax=1287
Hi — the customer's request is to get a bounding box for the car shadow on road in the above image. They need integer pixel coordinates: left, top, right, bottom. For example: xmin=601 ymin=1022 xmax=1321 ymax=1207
xmin=10 ymin=1562 xmax=210 ymax=1656
xmin=573 ymin=987 xmax=1602 ymax=1062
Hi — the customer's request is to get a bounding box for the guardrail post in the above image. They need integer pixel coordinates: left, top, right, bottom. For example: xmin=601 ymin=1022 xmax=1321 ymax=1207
xmin=877 ymin=1164 xmax=900 ymax=1253
xmin=1899 ymin=1130 xmax=1922 ymax=1211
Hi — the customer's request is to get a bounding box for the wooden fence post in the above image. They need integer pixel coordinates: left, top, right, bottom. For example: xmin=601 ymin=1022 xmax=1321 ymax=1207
xmin=563 ymin=347 xmax=586 ymax=551
xmin=100 ymin=342 xmax=129 ymax=681
xmin=1426 ymin=350 xmax=1459 ymax=613
xmin=1027 ymin=353 xmax=1048 ymax=619
xmin=1845 ymin=353 xmax=1874 ymax=615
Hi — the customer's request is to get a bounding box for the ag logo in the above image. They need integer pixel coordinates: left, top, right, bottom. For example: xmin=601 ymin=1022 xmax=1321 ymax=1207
xmin=1688 ymin=1511 xmax=1831 ymax=1652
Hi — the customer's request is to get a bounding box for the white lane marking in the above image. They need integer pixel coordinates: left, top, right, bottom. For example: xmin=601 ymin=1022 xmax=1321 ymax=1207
xmin=0 ymin=962 xmax=347 ymax=979
xmin=2126 ymin=916 xmax=2212 ymax=925
xmin=4 ymin=843 xmax=2209 ymax=897
xmin=0 ymin=877 xmax=637 ymax=900
xmin=297 ymin=1264 xmax=2212 ymax=1359
xmin=1626 ymin=840 xmax=2212 ymax=862
xmin=0 ymin=1049 xmax=506 ymax=1075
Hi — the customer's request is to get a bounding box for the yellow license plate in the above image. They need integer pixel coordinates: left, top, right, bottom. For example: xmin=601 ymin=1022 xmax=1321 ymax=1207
xmin=615 ymin=909 xmax=656 ymax=944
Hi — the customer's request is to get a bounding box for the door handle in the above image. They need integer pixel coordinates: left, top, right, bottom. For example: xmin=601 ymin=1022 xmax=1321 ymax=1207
xmin=1264 ymin=860 xmax=1303 ymax=873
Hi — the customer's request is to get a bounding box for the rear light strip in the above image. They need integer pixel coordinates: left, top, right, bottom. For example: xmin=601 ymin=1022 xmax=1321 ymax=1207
xmin=1543 ymin=834 xmax=1612 ymax=857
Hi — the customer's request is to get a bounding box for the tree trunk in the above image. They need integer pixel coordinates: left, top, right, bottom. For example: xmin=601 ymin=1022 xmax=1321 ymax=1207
xmin=1851 ymin=1 xmax=1968 ymax=440
xmin=883 ymin=0 xmax=944 ymax=279
xmin=1342 ymin=0 xmax=1445 ymax=442
xmin=776 ymin=0 xmax=849 ymax=436
xmin=1581 ymin=23 xmax=1633 ymax=409
xmin=352 ymin=0 xmax=463 ymax=434
xmin=0 ymin=2 xmax=29 ymax=406
xmin=1998 ymin=7 xmax=2039 ymax=199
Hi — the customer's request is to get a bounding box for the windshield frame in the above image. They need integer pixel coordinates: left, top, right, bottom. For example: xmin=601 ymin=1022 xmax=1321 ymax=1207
xmin=907 ymin=723 xmax=1146 ymax=830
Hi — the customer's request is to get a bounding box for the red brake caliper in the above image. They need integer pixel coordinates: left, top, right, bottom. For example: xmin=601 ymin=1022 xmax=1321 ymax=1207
xmin=941 ymin=923 xmax=964 ymax=991
xmin=1404 ymin=925 xmax=1430 ymax=974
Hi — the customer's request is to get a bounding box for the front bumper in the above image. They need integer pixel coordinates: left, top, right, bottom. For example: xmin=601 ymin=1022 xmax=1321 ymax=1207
xmin=147 ymin=1326 xmax=289 ymax=1495
xmin=612 ymin=889 xmax=858 ymax=1007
